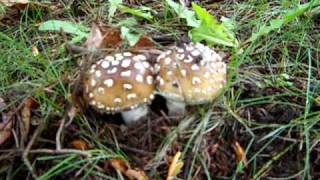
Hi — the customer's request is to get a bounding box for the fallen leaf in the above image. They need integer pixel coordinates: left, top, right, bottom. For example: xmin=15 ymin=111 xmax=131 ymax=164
xmin=84 ymin=23 xmax=122 ymax=49
xmin=232 ymin=141 xmax=248 ymax=167
xmin=109 ymin=158 xmax=129 ymax=173
xmin=166 ymin=151 xmax=184 ymax=180
xmin=0 ymin=0 xmax=28 ymax=7
xmin=71 ymin=139 xmax=88 ymax=150
xmin=21 ymin=97 xmax=38 ymax=140
xmin=0 ymin=0 xmax=51 ymax=21
xmin=1 ymin=0 xmax=50 ymax=12
xmin=131 ymin=35 xmax=156 ymax=50
xmin=125 ymin=169 xmax=148 ymax=180
xmin=108 ymin=158 xmax=148 ymax=180
xmin=0 ymin=113 xmax=13 ymax=145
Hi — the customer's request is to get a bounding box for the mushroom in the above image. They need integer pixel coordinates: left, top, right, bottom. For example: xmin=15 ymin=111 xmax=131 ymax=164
xmin=155 ymin=43 xmax=227 ymax=116
xmin=83 ymin=52 xmax=155 ymax=125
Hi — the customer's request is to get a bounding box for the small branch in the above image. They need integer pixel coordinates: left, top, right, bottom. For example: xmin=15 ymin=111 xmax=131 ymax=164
xmin=30 ymin=148 xmax=91 ymax=157
xmin=65 ymin=43 xmax=101 ymax=55
xmin=0 ymin=148 xmax=91 ymax=157
xmin=65 ymin=43 xmax=164 ymax=55
xmin=114 ymin=143 xmax=154 ymax=156
xmin=56 ymin=117 xmax=66 ymax=150
xmin=22 ymin=126 xmax=42 ymax=179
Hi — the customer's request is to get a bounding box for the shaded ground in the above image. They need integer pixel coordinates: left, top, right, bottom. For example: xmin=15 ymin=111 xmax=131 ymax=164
xmin=1 ymin=0 xmax=320 ymax=179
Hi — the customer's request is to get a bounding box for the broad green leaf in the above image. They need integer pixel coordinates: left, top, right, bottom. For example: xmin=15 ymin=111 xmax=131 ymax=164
xmin=108 ymin=0 xmax=123 ymax=23
xmin=120 ymin=26 xmax=141 ymax=46
xmin=119 ymin=5 xmax=153 ymax=21
xmin=249 ymin=1 xmax=319 ymax=42
xmin=108 ymin=0 xmax=153 ymax=21
xmin=39 ymin=20 xmax=89 ymax=37
xmin=115 ymin=17 xmax=138 ymax=27
xmin=283 ymin=1 xmax=315 ymax=23
xmin=165 ymin=0 xmax=200 ymax=27
xmin=189 ymin=3 xmax=238 ymax=47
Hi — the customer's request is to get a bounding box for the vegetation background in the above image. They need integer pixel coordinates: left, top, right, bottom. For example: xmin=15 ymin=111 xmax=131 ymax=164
xmin=0 ymin=0 xmax=319 ymax=179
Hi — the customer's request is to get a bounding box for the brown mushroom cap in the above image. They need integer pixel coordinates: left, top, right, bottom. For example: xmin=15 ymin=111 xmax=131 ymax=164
xmin=155 ymin=43 xmax=227 ymax=104
xmin=84 ymin=52 xmax=155 ymax=113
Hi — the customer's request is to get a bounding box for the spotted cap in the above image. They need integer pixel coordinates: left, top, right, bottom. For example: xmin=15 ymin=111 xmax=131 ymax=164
xmin=84 ymin=52 xmax=156 ymax=113
xmin=155 ymin=43 xmax=227 ymax=104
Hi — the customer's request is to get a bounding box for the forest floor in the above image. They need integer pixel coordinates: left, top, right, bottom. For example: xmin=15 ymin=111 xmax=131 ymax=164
xmin=0 ymin=0 xmax=320 ymax=179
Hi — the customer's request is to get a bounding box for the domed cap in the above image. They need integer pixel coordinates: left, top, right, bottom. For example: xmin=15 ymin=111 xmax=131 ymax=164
xmin=84 ymin=52 xmax=156 ymax=113
xmin=155 ymin=43 xmax=227 ymax=104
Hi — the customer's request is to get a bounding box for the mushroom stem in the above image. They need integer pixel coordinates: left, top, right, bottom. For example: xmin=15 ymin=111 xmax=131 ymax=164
xmin=166 ymin=99 xmax=186 ymax=117
xmin=121 ymin=105 xmax=148 ymax=125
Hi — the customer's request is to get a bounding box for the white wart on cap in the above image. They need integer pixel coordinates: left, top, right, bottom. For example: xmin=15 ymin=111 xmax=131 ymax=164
xmin=83 ymin=52 xmax=155 ymax=124
xmin=155 ymin=43 xmax=227 ymax=115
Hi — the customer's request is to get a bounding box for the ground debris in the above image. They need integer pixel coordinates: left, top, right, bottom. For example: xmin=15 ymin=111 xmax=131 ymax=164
xmin=84 ymin=23 xmax=122 ymax=50
xmin=106 ymin=158 xmax=148 ymax=180
xmin=166 ymin=151 xmax=184 ymax=180
xmin=0 ymin=112 xmax=13 ymax=145
xmin=21 ymin=97 xmax=38 ymax=141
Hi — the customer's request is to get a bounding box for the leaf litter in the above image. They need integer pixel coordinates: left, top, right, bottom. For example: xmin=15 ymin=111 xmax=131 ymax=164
xmin=1 ymin=0 xmax=320 ymax=179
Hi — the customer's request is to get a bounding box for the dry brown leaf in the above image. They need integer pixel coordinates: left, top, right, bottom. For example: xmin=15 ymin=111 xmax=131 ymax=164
xmin=21 ymin=97 xmax=37 ymax=140
xmin=109 ymin=158 xmax=129 ymax=173
xmin=84 ymin=23 xmax=122 ymax=49
xmin=131 ymin=35 xmax=156 ymax=50
xmin=0 ymin=113 xmax=13 ymax=145
xmin=1 ymin=0 xmax=49 ymax=9
xmin=125 ymin=169 xmax=148 ymax=180
xmin=108 ymin=158 xmax=148 ymax=180
xmin=232 ymin=141 xmax=248 ymax=167
xmin=0 ymin=0 xmax=28 ymax=7
xmin=0 ymin=0 xmax=50 ymax=21
xmin=166 ymin=151 xmax=184 ymax=180
xmin=71 ymin=139 xmax=88 ymax=150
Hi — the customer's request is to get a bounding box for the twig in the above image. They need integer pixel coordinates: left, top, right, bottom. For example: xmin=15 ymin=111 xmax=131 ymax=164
xmin=22 ymin=126 xmax=42 ymax=179
xmin=75 ymin=162 xmax=91 ymax=177
xmin=65 ymin=43 xmax=101 ymax=55
xmin=65 ymin=43 xmax=164 ymax=56
xmin=56 ymin=117 xmax=66 ymax=150
xmin=130 ymin=49 xmax=164 ymax=55
xmin=109 ymin=142 xmax=154 ymax=156
xmin=1 ymin=148 xmax=91 ymax=157
xmin=30 ymin=148 xmax=91 ymax=157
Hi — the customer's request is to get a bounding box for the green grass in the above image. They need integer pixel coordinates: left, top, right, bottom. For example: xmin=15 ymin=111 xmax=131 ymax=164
xmin=1 ymin=0 xmax=320 ymax=179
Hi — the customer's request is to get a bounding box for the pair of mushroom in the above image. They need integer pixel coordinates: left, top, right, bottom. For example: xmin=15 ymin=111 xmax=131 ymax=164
xmin=83 ymin=43 xmax=227 ymax=125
